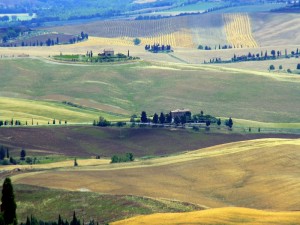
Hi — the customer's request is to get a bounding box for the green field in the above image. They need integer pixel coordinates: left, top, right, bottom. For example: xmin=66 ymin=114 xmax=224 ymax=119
xmin=0 ymin=58 xmax=299 ymax=125
xmin=166 ymin=2 xmax=224 ymax=12
xmin=14 ymin=184 xmax=202 ymax=224
xmin=211 ymin=3 xmax=286 ymax=13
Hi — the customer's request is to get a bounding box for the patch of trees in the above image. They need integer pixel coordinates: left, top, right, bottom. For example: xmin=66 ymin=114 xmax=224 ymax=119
xmin=93 ymin=117 xmax=111 ymax=127
xmin=0 ymin=147 xmax=37 ymax=165
xmin=0 ymin=119 xmax=22 ymax=126
xmin=1 ymin=27 xmax=26 ymax=43
xmin=111 ymin=153 xmax=134 ymax=163
xmin=145 ymin=44 xmax=172 ymax=53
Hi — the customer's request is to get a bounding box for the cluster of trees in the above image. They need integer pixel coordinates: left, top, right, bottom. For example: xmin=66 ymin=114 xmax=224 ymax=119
xmin=138 ymin=111 xmax=233 ymax=128
xmin=0 ymin=147 xmax=34 ymax=165
xmin=94 ymin=110 xmax=233 ymax=130
xmin=145 ymin=44 xmax=172 ymax=53
xmin=269 ymin=63 xmax=300 ymax=73
xmin=0 ymin=119 xmax=22 ymax=126
xmin=111 ymin=153 xmax=134 ymax=164
xmin=1 ymin=27 xmax=25 ymax=43
xmin=93 ymin=117 xmax=111 ymax=127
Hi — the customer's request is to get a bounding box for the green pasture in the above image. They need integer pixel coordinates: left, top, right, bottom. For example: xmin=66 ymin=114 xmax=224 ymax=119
xmin=0 ymin=58 xmax=299 ymax=125
xmin=14 ymin=184 xmax=201 ymax=224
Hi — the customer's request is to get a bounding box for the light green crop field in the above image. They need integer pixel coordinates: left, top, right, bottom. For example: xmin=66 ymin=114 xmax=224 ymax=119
xmin=0 ymin=97 xmax=125 ymax=124
xmin=0 ymin=58 xmax=299 ymax=125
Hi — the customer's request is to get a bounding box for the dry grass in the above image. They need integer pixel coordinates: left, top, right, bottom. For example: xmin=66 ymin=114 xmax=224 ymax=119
xmin=13 ymin=138 xmax=300 ymax=210
xmin=251 ymin=13 xmax=300 ymax=46
xmin=223 ymin=13 xmax=258 ymax=48
xmin=111 ymin=207 xmax=300 ymax=225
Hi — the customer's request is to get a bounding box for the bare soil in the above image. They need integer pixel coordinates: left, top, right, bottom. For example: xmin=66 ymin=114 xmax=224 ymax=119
xmin=0 ymin=126 xmax=298 ymax=157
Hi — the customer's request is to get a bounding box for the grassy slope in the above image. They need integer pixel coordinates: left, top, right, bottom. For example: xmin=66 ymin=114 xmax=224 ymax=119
xmin=13 ymin=138 xmax=300 ymax=211
xmin=14 ymin=184 xmax=202 ymax=224
xmin=0 ymin=97 xmax=124 ymax=124
xmin=111 ymin=207 xmax=300 ymax=225
xmin=0 ymin=59 xmax=299 ymax=124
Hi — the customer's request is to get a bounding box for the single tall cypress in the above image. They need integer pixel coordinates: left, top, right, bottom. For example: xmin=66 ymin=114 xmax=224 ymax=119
xmin=1 ymin=177 xmax=17 ymax=225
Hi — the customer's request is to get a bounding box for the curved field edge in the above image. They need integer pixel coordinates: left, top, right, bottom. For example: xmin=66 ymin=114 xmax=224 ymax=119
xmin=8 ymin=138 xmax=300 ymax=173
xmin=111 ymin=207 xmax=300 ymax=225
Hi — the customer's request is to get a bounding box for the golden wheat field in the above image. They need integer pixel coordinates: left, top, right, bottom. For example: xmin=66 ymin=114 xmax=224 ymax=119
xmin=12 ymin=138 xmax=300 ymax=210
xmin=223 ymin=13 xmax=258 ymax=48
xmin=111 ymin=207 xmax=300 ymax=225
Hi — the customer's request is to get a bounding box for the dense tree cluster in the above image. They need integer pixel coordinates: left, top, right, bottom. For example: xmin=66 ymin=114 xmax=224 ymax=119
xmin=111 ymin=153 xmax=134 ymax=163
xmin=145 ymin=44 xmax=172 ymax=53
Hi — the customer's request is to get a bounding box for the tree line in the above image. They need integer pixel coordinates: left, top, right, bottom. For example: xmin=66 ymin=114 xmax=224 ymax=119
xmin=205 ymin=47 xmax=300 ymax=64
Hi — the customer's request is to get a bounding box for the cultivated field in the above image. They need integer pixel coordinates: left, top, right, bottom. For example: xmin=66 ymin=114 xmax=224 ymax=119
xmin=223 ymin=13 xmax=258 ymax=48
xmin=12 ymin=138 xmax=300 ymax=211
xmin=112 ymin=207 xmax=300 ymax=225
xmin=2 ymin=126 xmax=297 ymax=159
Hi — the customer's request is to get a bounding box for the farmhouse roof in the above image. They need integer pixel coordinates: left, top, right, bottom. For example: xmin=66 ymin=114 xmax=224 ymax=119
xmin=171 ymin=109 xmax=191 ymax=113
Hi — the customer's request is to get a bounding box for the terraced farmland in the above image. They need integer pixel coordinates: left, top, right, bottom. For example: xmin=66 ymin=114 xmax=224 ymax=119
xmin=223 ymin=13 xmax=258 ymax=48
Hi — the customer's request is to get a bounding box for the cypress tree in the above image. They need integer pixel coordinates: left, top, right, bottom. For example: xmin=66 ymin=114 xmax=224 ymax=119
xmin=1 ymin=178 xmax=17 ymax=225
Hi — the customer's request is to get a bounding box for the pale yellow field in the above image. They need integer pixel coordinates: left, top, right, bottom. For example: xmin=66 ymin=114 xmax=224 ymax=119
xmin=111 ymin=207 xmax=300 ymax=225
xmin=223 ymin=13 xmax=258 ymax=48
xmin=140 ymin=29 xmax=195 ymax=48
xmin=13 ymin=138 xmax=300 ymax=210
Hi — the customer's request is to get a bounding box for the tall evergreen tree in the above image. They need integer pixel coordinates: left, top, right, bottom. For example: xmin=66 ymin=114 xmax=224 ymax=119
xmin=159 ymin=112 xmax=165 ymax=124
xmin=141 ymin=111 xmax=148 ymax=123
xmin=228 ymin=117 xmax=233 ymax=129
xmin=152 ymin=113 xmax=158 ymax=124
xmin=1 ymin=178 xmax=17 ymax=225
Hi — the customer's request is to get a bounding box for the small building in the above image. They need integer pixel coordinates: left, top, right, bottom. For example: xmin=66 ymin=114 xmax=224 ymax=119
xmin=103 ymin=49 xmax=114 ymax=57
xmin=171 ymin=109 xmax=191 ymax=119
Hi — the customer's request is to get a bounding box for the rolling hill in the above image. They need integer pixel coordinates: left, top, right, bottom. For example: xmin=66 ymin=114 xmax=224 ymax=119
xmin=0 ymin=59 xmax=299 ymax=125
xmin=12 ymin=138 xmax=300 ymax=211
